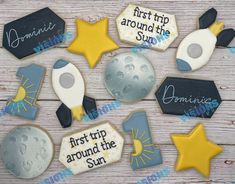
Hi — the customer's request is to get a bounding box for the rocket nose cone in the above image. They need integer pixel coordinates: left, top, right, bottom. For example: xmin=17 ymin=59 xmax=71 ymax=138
xmin=176 ymin=59 xmax=192 ymax=71
xmin=53 ymin=59 xmax=69 ymax=69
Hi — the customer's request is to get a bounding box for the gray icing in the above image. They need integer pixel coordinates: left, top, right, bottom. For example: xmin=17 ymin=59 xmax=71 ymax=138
xmin=104 ymin=52 xmax=155 ymax=102
xmin=187 ymin=43 xmax=203 ymax=58
xmin=0 ymin=125 xmax=54 ymax=179
xmin=59 ymin=72 xmax=75 ymax=89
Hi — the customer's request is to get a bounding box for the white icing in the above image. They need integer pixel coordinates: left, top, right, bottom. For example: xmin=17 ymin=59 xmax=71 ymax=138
xmin=6 ymin=22 xmax=56 ymax=48
xmin=161 ymin=84 xmax=212 ymax=105
xmin=116 ymin=4 xmax=178 ymax=51
xmin=59 ymin=123 xmax=124 ymax=175
xmin=176 ymin=29 xmax=216 ymax=71
xmin=52 ymin=63 xmax=85 ymax=109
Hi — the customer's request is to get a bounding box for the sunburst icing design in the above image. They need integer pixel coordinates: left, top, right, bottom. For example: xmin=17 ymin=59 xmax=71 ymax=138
xmin=130 ymin=128 xmax=157 ymax=169
xmin=5 ymin=64 xmax=45 ymax=120
xmin=123 ymin=111 xmax=162 ymax=170
xmin=6 ymin=75 xmax=36 ymax=113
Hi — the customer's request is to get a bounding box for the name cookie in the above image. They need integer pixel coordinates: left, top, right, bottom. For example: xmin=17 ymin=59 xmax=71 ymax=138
xmin=104 ymin=52 xmax=155 ymax=102
xmin=116 ymin=4 xmax=178 ymax=51
xmin=0 ymin=125 xmax=54 ymax=179
xmin=59 ymin=122 xmax=124 ymax=175
xmin=176 ymin=8 xmax=235 ymax=71
xmin=52 ymin=59 xmax=98 ymax=128
xmin=5 ymin=64 xmax=46 ymax=120
xmin=123 ymin=111 xmax=162 ymax=170
xmin=155 ymin=77 xmax=221 ymax=118
xmin=3 ymin=7 xmax=65 ymax=59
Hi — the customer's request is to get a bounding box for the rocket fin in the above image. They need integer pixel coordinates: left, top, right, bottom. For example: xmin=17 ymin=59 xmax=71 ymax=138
xmin=216 ymin=29 xmax=235 ymax=47
xmin=56 ymin=103 xmax=72 ymax=128
xmin=83 ymin=95 xmax=99 ymax=120
xmin=199 ymin=8 xmax=217 ymax=29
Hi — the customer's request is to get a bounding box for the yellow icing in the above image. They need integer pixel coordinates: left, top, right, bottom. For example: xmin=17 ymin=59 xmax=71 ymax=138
xmin=13 ymin=86 xmax=26 ymax=102
xmin=209 ymin=22 xmax=224 ymax=36
xmin=67 ymin=18 xmax=119 ymax=68
xmin=71 ymin=106 xmax=84 ymax=120
xmin=132 ymin=139 xmax=143 ymax=156
xmin=171 ymin=124 xmax=223 ymax=177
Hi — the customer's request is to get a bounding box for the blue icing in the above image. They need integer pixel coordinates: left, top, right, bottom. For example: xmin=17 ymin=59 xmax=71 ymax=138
xmin=176 ymin=59 xmax=192 ymax=71
xmin=5 ymin=64 xmax=45 ymax=120
xmin=123 ymin=111 xmax=162 ymax=170
xmin=53 ymin=59 xmax=69 ymax=69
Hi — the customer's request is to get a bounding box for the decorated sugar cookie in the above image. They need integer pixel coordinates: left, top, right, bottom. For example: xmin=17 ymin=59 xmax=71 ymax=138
xmin=2 ymin=7 xmax=65 ymax=59
xmin=171 ymin=124 xmax=223 ymax=177
xmin=52 ymin=59 xmax=98 ymax=128
xmin=104 ymin=52 xmax=155 ymax=102
xmin=67 ymin=18 xmax=119 ymax=68
xmin=59 ymin=122 xmax=124 ymax=175
xmin=0 ymin=125 xmax=54 ymax=179
xmin=155 ymin=77 xmax=221 ymax=119
xmin=176 ymin=8 xmax=235 ymax=71
xmin=122 ymin=111 xmax=162 ymax=170
xmin=5 ymin=64 xmax=46 ymax=120
xmin=116 ymin=4 xmax=178 ymax=51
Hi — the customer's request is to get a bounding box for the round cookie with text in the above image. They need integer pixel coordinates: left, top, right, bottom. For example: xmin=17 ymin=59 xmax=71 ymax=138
xmin=104 ymin=52 xmax=155 ymax=102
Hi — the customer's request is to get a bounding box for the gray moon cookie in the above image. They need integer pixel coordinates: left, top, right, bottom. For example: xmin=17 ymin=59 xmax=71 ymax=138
xmin=0 ymin=125 xmax=54 ymax=179
xmin=104 ymin=52 xmax=155 ymax=102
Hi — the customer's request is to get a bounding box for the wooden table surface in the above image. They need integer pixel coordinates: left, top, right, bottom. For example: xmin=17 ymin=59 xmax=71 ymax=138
xmin=0 ymin=0 xmax=234 ymax=183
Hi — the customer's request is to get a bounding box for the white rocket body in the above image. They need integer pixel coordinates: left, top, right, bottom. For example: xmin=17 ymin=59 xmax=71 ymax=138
xmin=176 ymin=29 xmax=217 ymax=71
xmin=52 ymin=60 xmax=85 ymax=109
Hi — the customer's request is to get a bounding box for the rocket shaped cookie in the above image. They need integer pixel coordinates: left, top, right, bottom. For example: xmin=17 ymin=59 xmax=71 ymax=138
xmin=52 ymin=59 xmax=98 ymax=128
xmin=176 ymin=8 xmax=235 ymax=72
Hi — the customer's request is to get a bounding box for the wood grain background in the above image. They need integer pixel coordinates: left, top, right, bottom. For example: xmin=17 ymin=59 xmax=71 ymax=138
xmin=0 ymin=0 xmax=234 ymax=183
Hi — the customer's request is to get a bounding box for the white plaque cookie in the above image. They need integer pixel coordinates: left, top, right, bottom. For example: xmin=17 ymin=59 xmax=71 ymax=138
xmin=116 ymin=4 xmax=178 ymax=51
xmin=59 ymin=122 xmax=124 ymax=175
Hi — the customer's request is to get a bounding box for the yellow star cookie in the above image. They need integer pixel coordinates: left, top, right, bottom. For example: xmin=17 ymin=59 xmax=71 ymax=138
xmin=171 ymin=124 xmax=223 ymax=177
xmin=67 ymin=18 xmax=119 ymax=68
